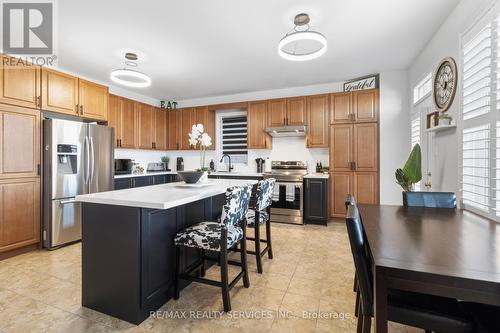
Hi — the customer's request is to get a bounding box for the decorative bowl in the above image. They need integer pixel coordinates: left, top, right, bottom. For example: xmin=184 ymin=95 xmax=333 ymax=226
xmin=177 ymin=171 xmax=204 ymax=184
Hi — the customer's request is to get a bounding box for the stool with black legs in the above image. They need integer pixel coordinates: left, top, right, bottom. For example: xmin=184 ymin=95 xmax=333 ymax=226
xmin=244 ymin=178 xmax=276 ymax=274
xmin=345 ymin=194 xmax=360 ymax=318
xmin=173 ymin=184 xmax=253 ymax=312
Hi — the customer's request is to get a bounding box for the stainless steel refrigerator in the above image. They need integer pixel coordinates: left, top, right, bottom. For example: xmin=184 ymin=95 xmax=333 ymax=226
xmin=43 ymin=118 xmax=114 ymax=249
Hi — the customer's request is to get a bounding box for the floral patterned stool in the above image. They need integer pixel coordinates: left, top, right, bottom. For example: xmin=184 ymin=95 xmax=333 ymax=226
xmin=243 ymin=178 xmax=276 ymax=274
xmin=173 ymin=184 xmax=253 ymax=312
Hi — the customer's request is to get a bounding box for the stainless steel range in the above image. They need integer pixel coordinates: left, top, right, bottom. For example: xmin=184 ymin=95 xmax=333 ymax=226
xmin=263 ymin=161 xmax=307 ymax=224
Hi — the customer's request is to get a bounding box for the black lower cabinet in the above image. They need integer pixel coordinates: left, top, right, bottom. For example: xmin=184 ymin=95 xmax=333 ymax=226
xmin=82 ymin=195 xmax=224 ymax=325
xmin=303 ymin=178 xmax=329 ymax=225
xmin=114 ymin=178 xmax=132 ymax=190
xmin=114 ymin=174 xmax=180 ymax=190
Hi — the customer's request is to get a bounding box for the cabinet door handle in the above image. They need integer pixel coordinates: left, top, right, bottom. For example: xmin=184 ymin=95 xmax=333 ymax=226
xmin=349 ymin=161 xmax=357 ymax=171
xmin=80 ymin=105 xmax=84 ymax=115
xmin=37 ymin=96 xmax=41 ymax=108
xmin=117 ymin=139 xmax=120 ymax=147
xmin=76 ymin=104 xmax=79 ymax=114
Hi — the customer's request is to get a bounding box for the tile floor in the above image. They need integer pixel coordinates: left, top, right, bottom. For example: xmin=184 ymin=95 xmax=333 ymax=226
xmin=0 ymin=222 xmax=422 ymax=333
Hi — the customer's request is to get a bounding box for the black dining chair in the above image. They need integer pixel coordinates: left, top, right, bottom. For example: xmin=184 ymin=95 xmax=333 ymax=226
xmin=345 ymin=194 xmax=360 ymax=317
xmin=460 ymin=302 xmax=500 ymax=332
xmin=345 ymin=204 xmax=473 ymax=333
xmin=403 ymin=191 xmax=456 ymax=208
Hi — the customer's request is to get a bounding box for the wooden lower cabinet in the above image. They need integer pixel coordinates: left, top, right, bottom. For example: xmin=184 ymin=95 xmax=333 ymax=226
xmin=330 ymin=171 xmax=378 ymax=218
xmin=0 ymin=178 xmax=40 ymax=253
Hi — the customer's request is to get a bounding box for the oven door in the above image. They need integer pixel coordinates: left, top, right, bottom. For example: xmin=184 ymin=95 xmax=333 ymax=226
xmin=270 ymin=181 xmax=303 ymax=224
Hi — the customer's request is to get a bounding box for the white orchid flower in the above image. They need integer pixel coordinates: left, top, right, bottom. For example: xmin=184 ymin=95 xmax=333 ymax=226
xmin=201 ymin=133 xmax=212 ymax=147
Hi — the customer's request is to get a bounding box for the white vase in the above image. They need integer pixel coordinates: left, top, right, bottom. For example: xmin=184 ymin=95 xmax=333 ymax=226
xmin=439 ymin=118 xmax=451 ymax=126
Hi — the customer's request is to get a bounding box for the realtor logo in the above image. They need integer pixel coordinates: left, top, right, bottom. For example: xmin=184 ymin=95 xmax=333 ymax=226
xmin=2 ymin=2 xmax=53 ymax=54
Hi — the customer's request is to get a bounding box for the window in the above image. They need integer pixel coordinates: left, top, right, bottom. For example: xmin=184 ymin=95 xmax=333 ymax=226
xmin=413 ymin=72 xmax=432 ymax=104
xmin=460 ymin=8 xmax=499 ymax=219
xmin=411 ymin=112 xmax=421 ymax=191
xmin=221 ymin=116 xmax=248 ymax=164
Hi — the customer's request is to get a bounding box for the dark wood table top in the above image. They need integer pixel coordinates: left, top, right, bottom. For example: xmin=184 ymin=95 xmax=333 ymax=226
xmin=358 ymin=205 xmax=500 ymax=284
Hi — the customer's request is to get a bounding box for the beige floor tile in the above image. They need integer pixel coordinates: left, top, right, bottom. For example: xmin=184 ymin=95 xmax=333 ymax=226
xmin=287 ymin=276 xmax=323 ymax=298
xmin=270 ymin=316 xmax=317 ymax=333
xmin=279 ymin=291 xmax=320 ymax=318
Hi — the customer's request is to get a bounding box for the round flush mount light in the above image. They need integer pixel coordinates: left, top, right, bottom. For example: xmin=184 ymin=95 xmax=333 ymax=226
xmin=278 ymin=13 xmax=327 ymax=61
xmin=110 ymin=52 xmax=151 ymax=88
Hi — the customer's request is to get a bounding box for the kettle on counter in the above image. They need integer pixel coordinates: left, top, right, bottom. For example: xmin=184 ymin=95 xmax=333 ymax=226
xmin=255 ymin=158 xmax=265 ymax=173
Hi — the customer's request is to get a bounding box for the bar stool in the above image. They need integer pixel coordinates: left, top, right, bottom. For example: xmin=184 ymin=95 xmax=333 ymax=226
xmin=245 ymin=178 xmax=276 ymax=274
xmin=173 ymin=184 xmax=253 ymax=312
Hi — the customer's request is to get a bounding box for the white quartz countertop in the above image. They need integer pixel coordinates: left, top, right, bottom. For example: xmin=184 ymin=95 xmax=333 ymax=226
xmin=303 ymin=173 xmax=330 ymax=179
xmin=114 ymin=171 xmax=264 ymax=179
xmin=76 ymin=179 xmax=258 ymax=210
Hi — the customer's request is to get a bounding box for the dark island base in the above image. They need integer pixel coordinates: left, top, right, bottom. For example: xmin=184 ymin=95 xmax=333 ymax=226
xmin=81 ymin=194 xmax=225 ymax=325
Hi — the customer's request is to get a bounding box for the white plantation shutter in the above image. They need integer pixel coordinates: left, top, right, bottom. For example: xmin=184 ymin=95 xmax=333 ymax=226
xmin=221 ymin=116 xmax=248 ymax=163
xmin=460 ymin=7 xmax=500 ymax=219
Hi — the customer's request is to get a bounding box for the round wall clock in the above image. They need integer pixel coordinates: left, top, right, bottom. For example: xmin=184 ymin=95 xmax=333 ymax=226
xmin=433 ymin=57 xmax=458 ymax=112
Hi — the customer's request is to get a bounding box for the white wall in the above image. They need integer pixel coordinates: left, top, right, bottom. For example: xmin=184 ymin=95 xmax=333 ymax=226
xmin=379 ymin=71 xmax=411 ymax=204
xmin=408 ymin=0 xmax=495 ymax=197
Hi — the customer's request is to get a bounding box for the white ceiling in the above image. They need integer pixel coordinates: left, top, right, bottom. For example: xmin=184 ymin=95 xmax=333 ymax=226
xmin=56 ymin=0 xmax=460 ymax=101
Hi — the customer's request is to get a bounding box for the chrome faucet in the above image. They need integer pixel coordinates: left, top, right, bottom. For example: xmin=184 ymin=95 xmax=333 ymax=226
xmin=220 ymin=154 xmax=234 ymax=172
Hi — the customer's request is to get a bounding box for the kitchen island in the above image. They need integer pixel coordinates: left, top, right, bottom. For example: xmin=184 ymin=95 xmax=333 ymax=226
xmin=75 ymin=179 xmax=257 ymax=324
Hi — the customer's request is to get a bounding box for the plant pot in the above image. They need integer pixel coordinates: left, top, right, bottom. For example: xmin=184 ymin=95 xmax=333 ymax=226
xmin=439 ymin=118 xmax=452 ymax=126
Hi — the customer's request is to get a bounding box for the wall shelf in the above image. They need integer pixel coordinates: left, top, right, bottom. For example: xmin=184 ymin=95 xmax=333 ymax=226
xmin=425 ymin=124 xmax=456 ymax=132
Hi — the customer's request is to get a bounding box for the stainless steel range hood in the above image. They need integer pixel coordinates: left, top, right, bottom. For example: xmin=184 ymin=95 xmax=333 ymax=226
xmin=265 ymin=125 xmax=307 ymax=137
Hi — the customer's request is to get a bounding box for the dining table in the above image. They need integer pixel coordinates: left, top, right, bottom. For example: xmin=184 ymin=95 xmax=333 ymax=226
xmin=358 ymin=204 xmax=500 ymax=333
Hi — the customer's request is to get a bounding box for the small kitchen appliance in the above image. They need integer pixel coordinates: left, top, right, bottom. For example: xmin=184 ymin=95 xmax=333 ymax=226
xmin=147 ymin=162 xmax=166 ymax=172
xmin=176 ymin=157 xmax=184 ymax=171
xmin=255 ymin=158 xmax=265 ymax=173
xmin=115 ymin=159 xmax=132 ymax=175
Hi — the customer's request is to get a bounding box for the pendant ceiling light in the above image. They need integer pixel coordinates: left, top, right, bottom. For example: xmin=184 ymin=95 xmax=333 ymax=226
xmin=110 ymin=52 xmax=151 ymax=88
xmin=278 ymin=13 xmax=327 ymax=61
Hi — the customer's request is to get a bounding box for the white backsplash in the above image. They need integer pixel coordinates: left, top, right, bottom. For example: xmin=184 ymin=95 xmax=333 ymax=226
xmin=115 ymin=136 xmax=329 ymax=174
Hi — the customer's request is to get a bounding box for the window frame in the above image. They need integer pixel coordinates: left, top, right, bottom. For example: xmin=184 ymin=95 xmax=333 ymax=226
xmin=216 ymin=110 xmax=249 ymax=166
xmin=413 ymin=72 xmax=433 ymax=105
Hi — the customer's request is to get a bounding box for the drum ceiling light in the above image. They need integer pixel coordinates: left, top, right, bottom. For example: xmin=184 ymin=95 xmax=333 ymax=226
xmin=110 ymin=52 xmax=151 ymax=88
xmin=278 ymin=13 xmax=327 ymax=61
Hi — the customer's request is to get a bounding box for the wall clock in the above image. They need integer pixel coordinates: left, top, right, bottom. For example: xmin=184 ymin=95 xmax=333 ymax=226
xmin=433 ymin=57 xmax=458 ymax=112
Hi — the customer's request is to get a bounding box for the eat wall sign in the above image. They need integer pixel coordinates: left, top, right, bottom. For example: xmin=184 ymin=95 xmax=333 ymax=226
xmin=344 ymin=74 xmax=379 ymax=92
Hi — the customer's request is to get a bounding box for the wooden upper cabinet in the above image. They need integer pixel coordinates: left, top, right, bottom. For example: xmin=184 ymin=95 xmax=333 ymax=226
xmin=167 ymin=109 xmax=181 ymax=150
xmin=330 ymin=124 xmax=353 ymax=172
xmin=119 ymin=98 xmax=137 ymax=149
xmin=0 ymin=55 xmax=40 ymax=109
xmin=306 ymin=94 xmax=329 ymax=148
xmin=137 ymin=103 xmax=154 ymax=149
xmin=248 ymin=101 xmax=271 ymax=149
xmin=0 ymin=106 xmax=40 ymax=179
xmin=78 ymin=79 xmax=108 ymax=121
xmin=194 ymin=106 xmax=215 ymax=150
xmin=268 ymin=99 xmax=287 ymax=127
xmin=353 ymin=123 xmax=378 ymax=172
xmin=180 ymin=108 xmax=196 ymax=150
xmin=287 ymin=96 xmax=306 ymax=126
xmin=0 ymin=177 xmax=40 ymax=251
xmin=154 ymin=107 xmax=167 ymax=151
xmin=41 ymin=68 xmax=78 ymax=116
xmin=352 ymin=89 xmax=378 ymax=122
xmin=108 ymin=94 xmax=120 ymax=147
xmin=330 ymin=92 xmax=352 ymax=124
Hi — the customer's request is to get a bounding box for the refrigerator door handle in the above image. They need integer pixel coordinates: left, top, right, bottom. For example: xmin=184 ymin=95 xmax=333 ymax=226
xmin=84 ymin=136 xmax=90 ymax=184
xmin=60 ymin=198 xmax=76 ymax=205
xmin=90 ymin=136 xmax=95 ymax=185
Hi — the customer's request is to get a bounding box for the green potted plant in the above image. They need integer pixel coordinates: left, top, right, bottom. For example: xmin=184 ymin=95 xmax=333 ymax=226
xmin=395 ymin=144 xmax=422 ymax=204
xmin=161 ymin=155 xmax=170 ymax=170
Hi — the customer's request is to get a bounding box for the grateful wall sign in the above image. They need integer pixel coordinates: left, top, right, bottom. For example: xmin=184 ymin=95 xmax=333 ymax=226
xmin=343 ymin=74 xmax=379 ymax=92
